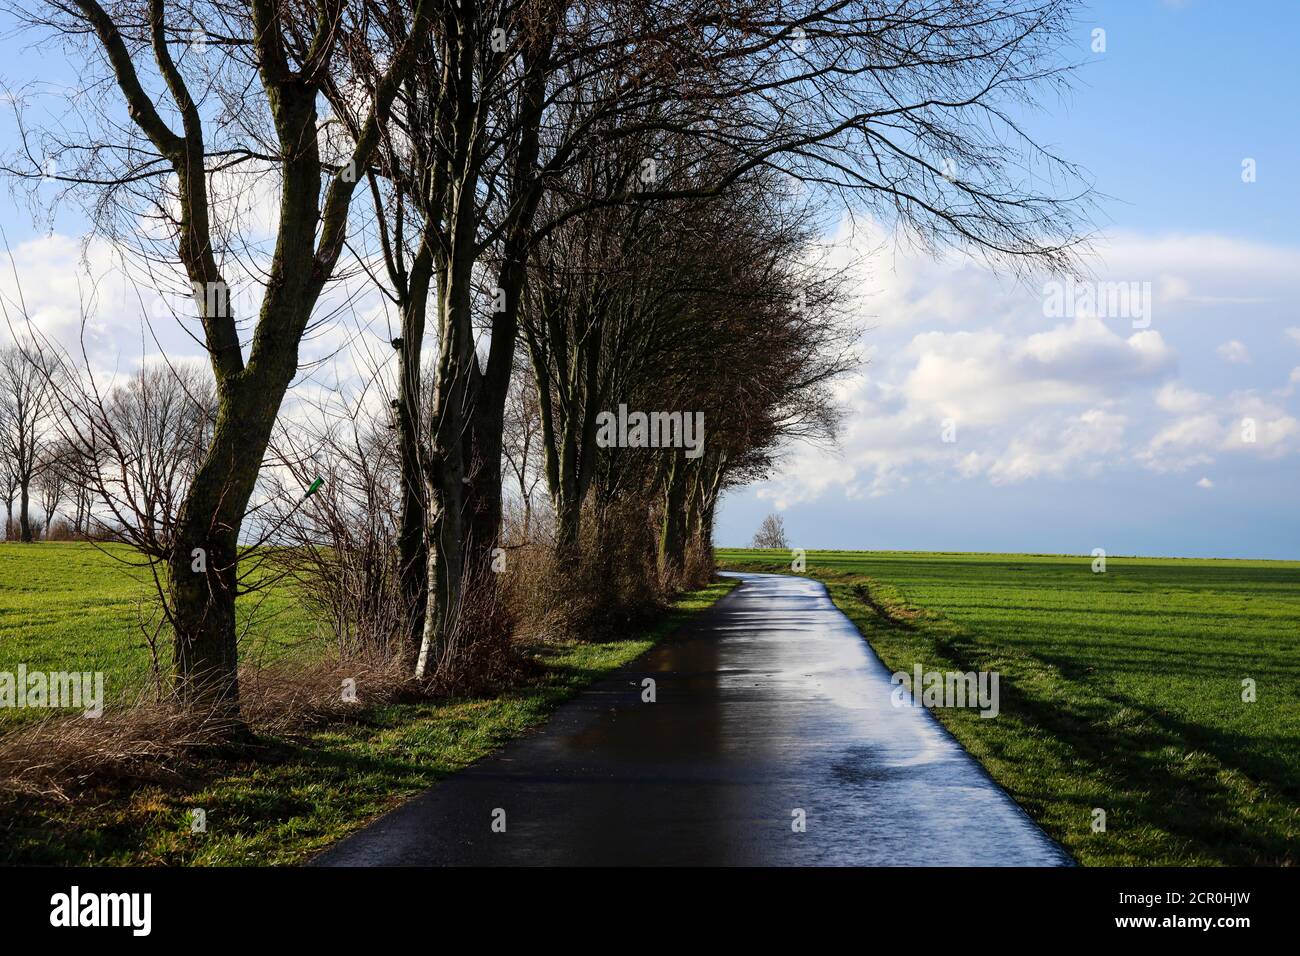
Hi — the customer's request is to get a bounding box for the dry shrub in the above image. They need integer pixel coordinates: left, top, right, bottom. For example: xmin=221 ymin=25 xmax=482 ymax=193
xmin=0 ymin=652 xmax=415 ymax=805
xmin=421 ymin=563 xmax=525 ymax=696
xmin=503 ymin=541 xmax=581 ymax=639
xmin=505 ymin=498 xmax=666 ymax=641
xmin=263 ymin=541 xmax=413 ymax=660
xmin=681 ymin=534 xmax=716 ymax=589
xmin=0 ymin=702 xmax=241 ymax=803
xmin=261 ymin=418 xmax=413 ymax=659
xmin=43 ymin=518 xmax=80 ymax=541
xmin=235 ymin=651 xmax=414 ymax=733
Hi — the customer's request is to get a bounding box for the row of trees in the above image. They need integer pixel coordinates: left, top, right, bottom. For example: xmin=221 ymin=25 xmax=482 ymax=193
xmin=0 ymin=343 xmax=96 ymax=541
xmin=2 ymin=0 xmax=1089 ymax=725
xmin=0 ymin=342 xmax=54 ymax=542
xmin=0 ymin=337 xmax=214 ymax=545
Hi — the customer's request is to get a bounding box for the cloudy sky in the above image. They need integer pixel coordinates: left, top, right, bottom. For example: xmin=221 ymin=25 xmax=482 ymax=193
xmin=717 ymin=0 xmax=1300 ymax=559
xmin=1 ymin=1 xmax=1298 ymax=559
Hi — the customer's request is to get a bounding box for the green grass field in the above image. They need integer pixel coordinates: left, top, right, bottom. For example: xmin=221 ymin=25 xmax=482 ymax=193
xmin=717 ymin=549 xmax=1300 ymax=865
xmin=0 ymin=542 xmax=320 ymax=715
xmin=0 ymin=542 xmax=736 ymax=864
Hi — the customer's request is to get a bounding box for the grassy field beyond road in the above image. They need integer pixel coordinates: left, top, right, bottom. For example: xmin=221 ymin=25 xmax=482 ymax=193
xmin=718 ymin=549 xmax=1300 ymax=866
xmin=0 ymin=542 xmax=317 ymax=712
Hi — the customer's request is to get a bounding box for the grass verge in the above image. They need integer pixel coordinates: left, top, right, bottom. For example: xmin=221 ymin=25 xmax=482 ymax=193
xmin=0 ymin=578 xmax=736 ymax=865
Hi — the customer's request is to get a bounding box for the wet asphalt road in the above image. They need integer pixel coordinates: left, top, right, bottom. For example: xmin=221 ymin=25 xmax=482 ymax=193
xmin=313 ymin=572 xmax=1071 ymax=866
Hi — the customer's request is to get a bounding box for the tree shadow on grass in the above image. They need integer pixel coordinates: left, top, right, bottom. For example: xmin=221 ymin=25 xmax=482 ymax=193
xmin=831 ymin=575 xmax=1299 ymax=865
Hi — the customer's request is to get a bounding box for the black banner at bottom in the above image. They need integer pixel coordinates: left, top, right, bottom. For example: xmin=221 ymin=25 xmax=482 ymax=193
xmin=0 ymin=865 xmax=1286 ymax=941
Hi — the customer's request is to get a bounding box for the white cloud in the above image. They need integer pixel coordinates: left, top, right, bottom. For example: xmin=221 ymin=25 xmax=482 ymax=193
xmin=983 ymin=409 xmax=1126 ymax=484
xmin=1139 ymin=391 xmax=1300 ymax=472
xmin=1196 ymin=477 xmax=1214 ymax=489
xmin=747 ymin=221 xmax=1300 ymax=505
xmin=0 ymin=234 xmax=123 ymax=348
xmin=1138 ymin=414 xmax=1220 ymax=471
xmin=0 ymin=228 xmax=395 ymax=414
xmin=1084 ymin=231 xmax=1300 ymax=293
xmin=1222 ymin=394 xmax=1300 ymax=455
xmin=901 ymin=317 xmax=1173 ymax=427
xmin=1155 ymin=382 xmax=1211 ymax=414
xmin=1216 ymin=340 xmax=1250 ymax=364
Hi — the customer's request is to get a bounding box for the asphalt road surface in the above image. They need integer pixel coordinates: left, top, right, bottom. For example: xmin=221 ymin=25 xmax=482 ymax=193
xmin=313 ymin=572 xmax=1071 ymax=866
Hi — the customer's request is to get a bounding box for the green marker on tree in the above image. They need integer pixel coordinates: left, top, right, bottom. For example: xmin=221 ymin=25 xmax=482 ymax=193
xmin=305 ymin=476 xmax=324 ymax=498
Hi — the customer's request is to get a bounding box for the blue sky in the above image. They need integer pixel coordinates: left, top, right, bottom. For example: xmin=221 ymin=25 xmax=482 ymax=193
xmin=1 ymin=2 xmax=1298 ymax=559
xmin=716 ymin=0 xmax=1300 ymax=559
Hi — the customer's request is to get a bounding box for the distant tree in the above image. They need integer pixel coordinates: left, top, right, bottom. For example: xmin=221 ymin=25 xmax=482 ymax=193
xmin=752 ymin=514 xmax=789 ymax=550
xmin=1 ymin=452 xmax=17 ymax=539
xmin=35 ymin=439 xmax=70 ymax=538
xmin=57 ymin=363 xmax=216 ymax=553
xmin=64 ymin=442 xmax=94 ymax=536
xmin=0 ymin=342 xmax=54 ymax=542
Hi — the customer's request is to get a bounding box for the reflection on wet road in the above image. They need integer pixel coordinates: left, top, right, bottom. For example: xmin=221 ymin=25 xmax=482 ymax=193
xmin=314 ymin=572 xmax=1071 ymax=866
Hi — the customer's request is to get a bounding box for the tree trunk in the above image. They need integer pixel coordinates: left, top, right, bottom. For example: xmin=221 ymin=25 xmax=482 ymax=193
xmin=461 ymin=49 xmax=549 ymax=581
xmin=465 ymin=393 xmax=507 ymax=574
xmin=164 ymin=378 xmax=285 ymax=715
xmin=395 ymin=243 xmax=434 ymax=665
xmin=415 ymin=344 xmax=470 ymax=679
xmin=658 ymin=456 xmax=689 ymax=581
xmin=555 ymin=493 xmax=583 ymax=558
xmin=701 ymin=500 xmax=717 ymax=555
xmin=18 ymin=481 xmax=31 ymax=542
xmin=464 ymin=230 xmax=533 ymax=582
xmin=167 ymin=522 xmax=239 ymax=712
xmin=415 ymin=219 xmax=477 ymax=678
xmin=413 ymin=2 xmax=482 ymax=680
xmin=694 ymin=450 xmax=725 ymax=570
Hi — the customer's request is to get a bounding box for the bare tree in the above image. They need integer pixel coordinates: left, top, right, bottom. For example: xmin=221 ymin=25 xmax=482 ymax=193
xmin=52 ymin=362 xmax=217 ymax=552
xmin=1 ymin=448 xmax=18 ymax=540
xmin=5 ymin=0 xmax=433 ymax=717
xmin=35 ymin=438 xmax=71 ymax=538
xmin=752 ymin=514 xmax=789 ymax=550
xmin=0 ymin=342 xmax=54 ymax=542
